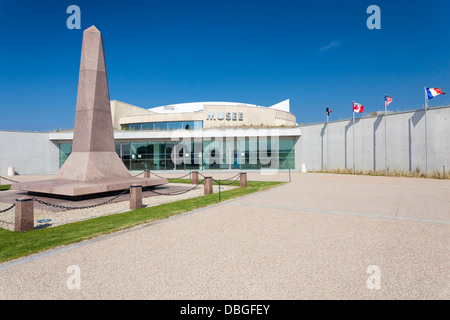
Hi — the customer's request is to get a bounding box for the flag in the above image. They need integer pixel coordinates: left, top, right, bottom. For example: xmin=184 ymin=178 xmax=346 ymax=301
xmin=426 ymin=88 xmax=446 ymax=100
xmin=326 ymin=107 xmax=332 ymax=115
xmin=384 ymin=95 xmax=392 ymax=108
xmin=353 ymin=101 xmax=364 ymax=113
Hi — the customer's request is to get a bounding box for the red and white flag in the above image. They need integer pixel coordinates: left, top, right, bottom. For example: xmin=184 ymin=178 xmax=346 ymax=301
xmin=353 ymin=101 xmax=364 ymax=113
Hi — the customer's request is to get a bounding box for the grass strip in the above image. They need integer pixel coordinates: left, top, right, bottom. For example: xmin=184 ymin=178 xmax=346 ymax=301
xmin=0 ymin=185 xmax=11 ymax=191
xmin=313 ymin=167 xmax=449 ymax=179
xmin=0 ymin=181 xmax=284 ymax=263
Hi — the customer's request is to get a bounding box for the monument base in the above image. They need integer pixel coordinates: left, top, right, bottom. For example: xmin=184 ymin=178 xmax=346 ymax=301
xmin=11 ymin=177 xmax=168 ymax=199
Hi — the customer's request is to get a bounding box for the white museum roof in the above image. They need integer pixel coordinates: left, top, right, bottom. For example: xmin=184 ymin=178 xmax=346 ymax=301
xmin=148 ymin=99 xmax=290 ymax=114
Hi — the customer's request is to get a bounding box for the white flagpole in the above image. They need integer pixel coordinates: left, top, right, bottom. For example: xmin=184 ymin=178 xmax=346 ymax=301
xmin=384 ymin=95 xmax=388 ymax=175
xmin=326 ymin=106 xmax=329 ymax=170
xmin=352 ymin=102 xmax=355 ymax=174
xmin=424 ymin=86 xmax=428 ymax=176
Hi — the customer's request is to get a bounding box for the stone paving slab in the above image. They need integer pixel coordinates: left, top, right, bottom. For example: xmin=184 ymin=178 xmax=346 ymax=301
xmin=0 ymin=173 xmax=448 ymax=299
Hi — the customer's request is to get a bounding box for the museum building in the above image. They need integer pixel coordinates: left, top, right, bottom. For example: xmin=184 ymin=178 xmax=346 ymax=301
xmin=53 ymin=99 xmax=301 ymax=172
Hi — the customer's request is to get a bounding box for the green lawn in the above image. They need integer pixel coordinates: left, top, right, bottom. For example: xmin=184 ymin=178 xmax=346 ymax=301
xmin=0 ymin=180 xmax=284 ymax=263
xmin=0 ymin=185 xmax=11 ymax=191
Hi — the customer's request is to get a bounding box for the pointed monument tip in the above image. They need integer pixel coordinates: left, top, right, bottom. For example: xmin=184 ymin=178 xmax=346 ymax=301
xmin=85 ymin=25 xmax=100 ymax=32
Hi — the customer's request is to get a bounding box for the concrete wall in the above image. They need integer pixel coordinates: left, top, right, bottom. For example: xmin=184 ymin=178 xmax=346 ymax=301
xmin=0 ymin=131 xmax=60 ymax=176
xmin=110 ymin=100 xmax=156 ymax=130
xmin=295 ymin=106 xmax=450 ymax=173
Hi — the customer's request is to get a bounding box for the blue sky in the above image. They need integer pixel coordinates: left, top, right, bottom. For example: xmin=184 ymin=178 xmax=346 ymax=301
xmin=0 ymin=0 xmax=449 ymax=131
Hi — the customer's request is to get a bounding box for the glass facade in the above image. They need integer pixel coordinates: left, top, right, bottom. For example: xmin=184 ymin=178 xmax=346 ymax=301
xmin=123 ymin=121 xmax=203 ymax=131
xmin=59 ymin=143 xmax=72 ymax=168
xmin=59 ymin=138 xmax=296 ymax=170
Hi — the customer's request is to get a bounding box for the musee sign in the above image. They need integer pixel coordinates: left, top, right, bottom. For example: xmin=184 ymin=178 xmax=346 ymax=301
xmin=206 ymin=111 xmax=243 ymax=121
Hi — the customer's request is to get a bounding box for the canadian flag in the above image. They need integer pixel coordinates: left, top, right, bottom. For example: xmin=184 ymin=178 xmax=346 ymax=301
xmin=353 ymin=101 xmax=364 ymax=113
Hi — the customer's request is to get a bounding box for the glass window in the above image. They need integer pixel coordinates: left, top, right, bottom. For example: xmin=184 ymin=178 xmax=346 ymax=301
xmin=194 ymin=121 xmax=203 ymax=130
xmin=259 ymin=139 xmax=275 ymax=169
xmin=154 ymin=122 xmax=168 ymax=130
xmin=141 ymin=123 xmax=154 ymax=130
xmin=202 ymin=140 xmax=223 ymax=170
xmin=165 ymin=143 xmax=175 ymax=170
xmin=121 ymin=143 xmax=130 ymax=155
xmin=59 ymin=138 xmax=295 ymax=171
xmin=121 ymin=143 xmax=130 ymax=169
xmin=59 ymin=143 xmax=72 ymax=167
xmin=128 ymin=124 xmax=142 ymax=131
xmin=279 ymin=139 xmax=295 ymax=169
xmin=182 ymin=121 xmax=194 ymax=130
xmin=147 ymin=142 xmax=165 ymax=170
xmin=168 ymin=121 xmax=183 ymax=130
xmin=130 ymin=142 xmax=149 ymax=170
xmin=122 ymin=121 xmax=203 ymax=131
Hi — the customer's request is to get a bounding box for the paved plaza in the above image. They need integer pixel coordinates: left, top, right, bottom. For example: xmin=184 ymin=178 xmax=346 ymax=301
xmin=0 ymin=172 xmax=448 ymax=299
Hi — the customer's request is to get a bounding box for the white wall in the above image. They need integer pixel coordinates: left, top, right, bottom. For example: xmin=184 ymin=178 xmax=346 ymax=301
xmin=295 ymin=106 xmax=450 ymax=173
xmin=0 ymin=131 xmax=59 ymax=176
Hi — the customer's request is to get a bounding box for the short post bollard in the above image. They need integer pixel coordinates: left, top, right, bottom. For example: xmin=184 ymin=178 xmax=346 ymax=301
xmin=204 ymin=177 xmax=213 ymax=195
xmin=301 ymin=163 xmax=307 ymax=173
xmin=240 ymin=172 xmax=247 ymax=187
xmin=130 ymin=184 xmax=143 ymax=210
xmin=15 ymin=197 xmax=34 ymax=232
xmin=192 ymin=171 xmax=199 ymax=185
xmin=144 ymin=169 xmax=150 ymax=178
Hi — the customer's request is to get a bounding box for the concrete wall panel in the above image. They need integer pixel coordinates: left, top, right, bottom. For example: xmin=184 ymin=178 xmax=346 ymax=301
xmin=0 ymin=131 xmax=59 ymax=176
xmin=296 ymin=106 xmax=450 ymax=173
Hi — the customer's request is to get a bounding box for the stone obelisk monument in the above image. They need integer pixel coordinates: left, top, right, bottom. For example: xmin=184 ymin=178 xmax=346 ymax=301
xmin=57 ymin=26 xmax=131 ymax=181
xmin=12 ymin=26 xmax=167 ymax=197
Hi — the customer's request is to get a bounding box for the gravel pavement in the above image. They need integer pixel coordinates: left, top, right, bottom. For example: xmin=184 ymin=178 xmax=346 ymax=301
xmin=0 ymin=172 xmax=448 ymax=299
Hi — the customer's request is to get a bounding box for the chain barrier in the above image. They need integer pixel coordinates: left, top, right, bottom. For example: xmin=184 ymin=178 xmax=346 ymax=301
xmin=150 ymin=171 xmax=192 ymax=180
xmin=134 ymin=170 xmax=240 ymax=182
xmin=199 ymin=172 xmax=235 ymax=179
xmin=148 ymin=181 xmax=204 ymax=196
xmin=32 ymin=188 xmax=131 ymax=210
xmin=198 ymin=172 xmax=241 ymax=184
xmin=218 ymin=173 xmax=241 ymax=181
xmin=0 ymin=202 xmax=15 ymax=228
xmin=0 ymin=219 xmax=13 ymax=225
xmin=149 ymin=171 xmax=166 ymax=179
xmin=0 ymin=175 xmax=20 ymax=183
xmin=212 ymin=174 xmax=241 ymax=185
xmin=0 ymin=203 xmax=15 ymax=214
xmin=1 ymin=171 xmax=241 ymax=212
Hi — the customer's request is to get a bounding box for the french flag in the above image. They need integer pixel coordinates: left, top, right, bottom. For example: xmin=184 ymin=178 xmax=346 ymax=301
xmin=426 ymin=88 xmax=446 ymax=100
